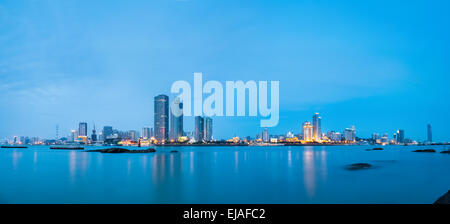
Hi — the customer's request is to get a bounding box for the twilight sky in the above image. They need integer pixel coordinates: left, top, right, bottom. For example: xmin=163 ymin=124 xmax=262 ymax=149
xmin=0 ymin=0 xmax=449 ymax=141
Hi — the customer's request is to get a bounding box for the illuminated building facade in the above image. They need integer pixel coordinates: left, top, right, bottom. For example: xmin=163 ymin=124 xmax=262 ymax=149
xmin=91 ymin=125 xmax=97 ymax=142
xmin=78 ymin=122 xmax=87 ymax=137
xmin=204 ymin=117 xmax=213 ymax=142
xmin=312 ymin=113 xmax=322 ymax=141
xmin=154 ymin=94 xmax=169 ymax=143
xmin=170 ymin=97 xmax=183 ymax=142
xmin=128 ymin=130 xmax=137 ymax=141
xmin=70 ymin=130 xmax=77 ymax=142
xmin=303 ymin=122 xmax=313 ymax=142
xmin=142 ymin=127 xmax=151 ymax=139
xmin=343 ymin=126 xmax=356 ymax=142
xmin=102 ymin=126 xmax=113 ymax=141
xmin=396 ymin=129 xmax=405 ymax=144
xmin=262 ymin=128 xmax=269 ymax=142
xmin=194 ymin=116 xmax=204 ymax=142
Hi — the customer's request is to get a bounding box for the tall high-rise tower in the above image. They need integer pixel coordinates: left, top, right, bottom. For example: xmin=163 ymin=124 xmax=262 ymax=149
xmin=303 ymin=122 xmax=313 ymax=142
xmin=397 ymin=129 xmax=405 ymax=144
xmin=194 ymin=116 xmax=205 ymax=142
xmin=262 ymin=128 xmax=269 ymax=142
xmin=312 ymin=113 xmax=322 ymax=141
xmin=170 ymin=97 xmax=183 ymax=142
xmin=142 ymin=127 xmax=151 ymax=139
xmin=102 ymin=126 xmax=113 ymax=141
xmin=91 ymin=124 xmax=97 ymax=142
xmin=78 ymin=122 xmax=87 ymax=137
xmin=204 ymin=117 xmax=213 ymax=142
xmin=154 ymin=95 xmax=169 ymax=143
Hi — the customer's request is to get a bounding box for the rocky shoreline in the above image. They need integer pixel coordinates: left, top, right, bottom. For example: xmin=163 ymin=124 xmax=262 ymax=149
xmin=434 ymin=190 xmax=450 ymax=204
xmin=86 ymin=148 xmax=156 ymax=153
xmin=412 ymin=149 xmax=436 ymax=153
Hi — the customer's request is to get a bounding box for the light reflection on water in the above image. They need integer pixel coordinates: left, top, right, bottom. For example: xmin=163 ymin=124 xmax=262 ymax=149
xmin=0 ymin=145 xmax=449 ymax=204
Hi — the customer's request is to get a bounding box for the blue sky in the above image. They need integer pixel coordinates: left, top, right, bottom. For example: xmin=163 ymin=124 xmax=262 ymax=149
xmin=0 ymin=0 xmax=449 ymax=141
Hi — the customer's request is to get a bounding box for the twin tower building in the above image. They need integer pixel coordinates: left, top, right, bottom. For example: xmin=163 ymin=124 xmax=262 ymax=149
xmin=154 ymin=94 xmax=212 ymax=143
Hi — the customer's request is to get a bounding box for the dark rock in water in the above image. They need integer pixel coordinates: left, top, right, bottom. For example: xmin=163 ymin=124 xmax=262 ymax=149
xmin=102 ymin=148 xmax=130 ymax=153
xmin=440 ymin=150 xmax=450 ymax=154
xmin=170 ymin=150 xmax=179 ymax=153
xmin=412 ymin=149 xmax=436 ymax=153
xmin=1 ymin=146 xmax=28 ymax=149
xmin=345 ymin=163 xmax=373 ymax=171
xmin=366 ymin=147 xmax=383 ymax=151
xmin=50 ymin=146 xmax=84 ymax=150
xmin=87 ymin=148 xmax=156 ymax=153
xmin=434 ymin=190 xmax=450 ymax=204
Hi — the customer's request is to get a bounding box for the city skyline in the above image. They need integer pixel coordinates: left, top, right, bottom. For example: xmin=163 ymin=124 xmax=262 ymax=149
xmin=1 ymin=0 xmax=449 ymax=141
xmin=1 ymin=105 xmax=439 ymax=145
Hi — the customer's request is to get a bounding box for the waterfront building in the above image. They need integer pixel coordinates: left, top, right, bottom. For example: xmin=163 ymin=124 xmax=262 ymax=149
xmin=286 ymin=131 xmax=294 ymax=138
xmin=327 ymin=131 xmax=341 ymax=142
xmin=169 ymin=97 xmax=183 ymax=142
xmin=381 ymin=133 xmax=389 ymax=144
xmin=427 ymin=124 xmax=432 ymax=143
xmin=78 ymin=122 xmax=88 ymax=137
xmin=256 ymin=133 xmax=262 ymax=141
xmin=194 ymin=116 xmax=205 ymax=142
xmin=312 ymin=113 xmax=322 ymax=141
xmin=204 ymin=117 xmax=213 ymax=142
xmin=343 ymin=126 xmax=356 ymax=142
xmin=91 ymin=125 xmax=97 ymax=142
xmin=142 ymin=127 xmax=151 ymax=139
xmin=128 ymin=130 xmax=137 ymax=141
xmin=302 ymin=122 xmax=313 ymax=142
xmin=70 ymin=130 xmax=77 ymax=142
xmin=154 ymin=94 xmax=169 ymax=143
xmin=372 ymin=133 xmax=379 ymax=141
xmin=270 ymin=137 xmax=278 ymax=143
xmin=102 ymin=126 xmax=113 ymax=141
xmin=397 ymin=130 xmax=405 ymax=144
xmin=332 ymin=132 xmax=342 ymax=142
xmin=372 ymin=133 xmax=381 ymax=144
xmin=262 ymin=128 xmax=269 ymax=142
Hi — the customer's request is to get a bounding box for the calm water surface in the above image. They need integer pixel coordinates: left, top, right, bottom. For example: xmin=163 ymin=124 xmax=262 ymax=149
xmin=0 ymin=145 xmax=449 ymax=204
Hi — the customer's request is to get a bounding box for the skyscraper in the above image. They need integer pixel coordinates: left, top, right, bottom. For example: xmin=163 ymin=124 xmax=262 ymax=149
xmin=262 ymin=128 xmax=269 ymax=142
xmin=91 ymin=124 xmax=97 ymax=142
xmin=343 ymin=126 xmax=356 ymax=142
xmin=102 ymin=126 xmax=113 ymax=141
xmin=204 ymin=117 xmax=213 ymax=142
xmin=70 ymin=130 xmax=77 ymax=142
xmin=312 ymin=113 xmax=322 ymax=141
xmin=169 ymin=97 xmax=183 ymax=142
xmin=142 ymin=127 xmax=151 ymax=139
xmin=154 ymin=94 xmax=169 ymax=143
xmin=78 ymin=122 xmax=87 ymax=137
xmin=397 ymin=129 xmax=405 ymax=144
xmin=128 ymin=130 xmax=137 ymax=141
xmin=302 ymin=122 xmax=313 ymax=142
xmin=427 ymin=124 xmax=432 ymax=143
xmin=194 ymin=116 xmax=204 ymax=142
